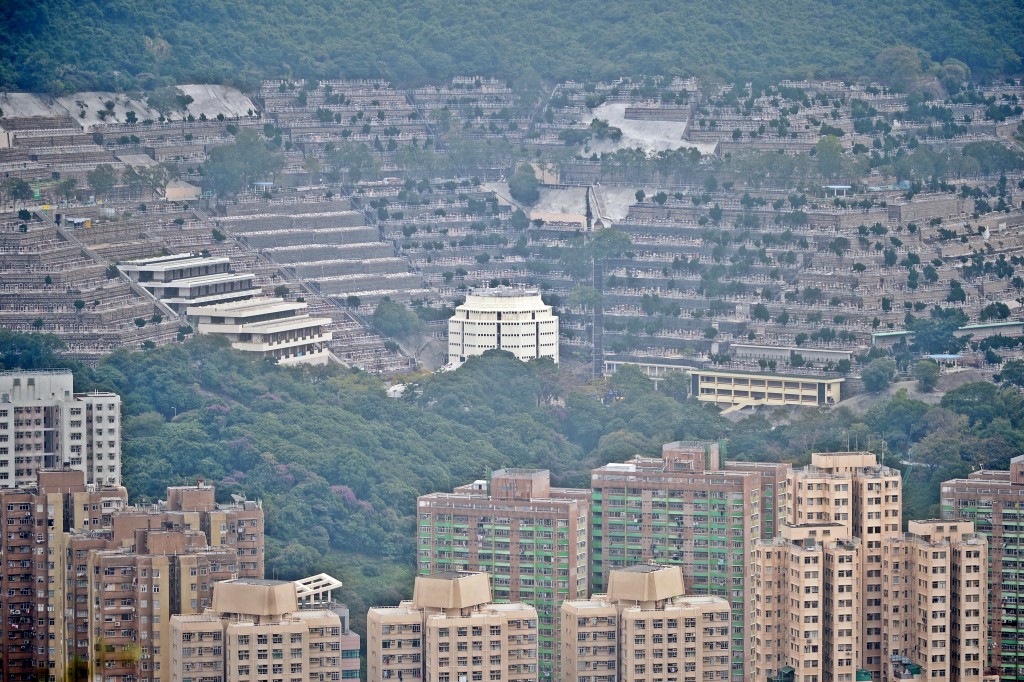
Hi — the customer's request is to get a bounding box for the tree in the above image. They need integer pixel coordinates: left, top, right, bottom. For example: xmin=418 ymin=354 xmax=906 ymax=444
xmin=999 ymin=360 xmax=1024 ymax=389
xmin=372 ymin=298 xmax=422 ymax=341
xmin=909 ymin=307 xmax=968 ymax=354
xmin=508 ymin=163 xmax=540 ymax=205
xmin=815 ymin=135 xmax=845 ymax=180
xmin=635 ymin=189 xmax=646 ymax=203
xmin=273 ymin=284 xmax=290 ymax=298
xmin=345 ymin=295 xmax=362 ymax=308
xmin=914 ymin=360 xmax=940 ymax=392
xmin=862 ymin=357 xmax=897 ymax=393
xmin=658 ymin=371 xmax=689 ymax=402
xmin=947 ymin=280 xmax=966 ymax=303
xmin=2 ymin=177 xmax=33 ymax=208
xmin=87 ymin=163 xmax=118 ymax=198
xmin=609 ymin=364 xmax=654 ymax=399
xmin=121 ymin=165 xmax=148 ymax=198
xmin=751 ymin=303 xmax=770 ymax=321
xmin=202 ymin=129 xmax=285 ymax=196
xmin=873 ymin=45 xmax=930 ymax=91
xmin=55 ymin=178 xmax=77 ymax=202
xmin=326 ymin=141 xmax=380 ymax=184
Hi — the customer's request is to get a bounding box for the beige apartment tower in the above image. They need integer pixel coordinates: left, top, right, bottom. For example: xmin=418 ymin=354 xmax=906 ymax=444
xmin=367 ymin=571 xmax=539 ymax=682
xmin=417 ymin=469 xmax=589 ymax=676
xmin=169 ymin=575 xmax=360 ymax=682
xmin=560 ymin=565 xmax=732 ymax=682
xmin=749 ymin=453 xmax=989 ymax=682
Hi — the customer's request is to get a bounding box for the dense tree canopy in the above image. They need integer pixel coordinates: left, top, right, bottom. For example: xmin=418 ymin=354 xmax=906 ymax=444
xmin=1 ymin=0 xmax=1020 ymax=94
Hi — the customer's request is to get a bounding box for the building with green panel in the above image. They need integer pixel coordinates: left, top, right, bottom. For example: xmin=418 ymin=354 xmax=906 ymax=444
xmin=941 ymin=454 xmax=1024 ymax=680
xmin=416 ymin=469 xmax=590 ymax=680
xmin=589 ymin=441 xmax=789 ymax=682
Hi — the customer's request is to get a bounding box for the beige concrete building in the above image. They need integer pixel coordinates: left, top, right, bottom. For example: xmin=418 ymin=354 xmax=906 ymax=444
xmin=687 ymin=369 xmax=843 ymax=410
xmin=367 ymin=571 xmax=539 ymax=682
xmin=881 ymin=521 xmax=987 ymax=682
xmin=416 ymin=469 xmax=589 ymax=676
xmin=0 ymin=469 xmax=128 ymax=682
xmin=447 ymin=287 xmax=559 ymax=368
xmin=169 ymin=575 xmax=360 ymax=682
xmin=187 ymin=297 xmax=333 ymax=366
xmin=560 ymin=565 xmax=731 ymax=682
xmin=0 ymin=369 xmax=122 ymax=487
xmin=748 ymin=523 xmax=863 ymax=682
xmin=749 ymin=454 xmax=989 ymax=682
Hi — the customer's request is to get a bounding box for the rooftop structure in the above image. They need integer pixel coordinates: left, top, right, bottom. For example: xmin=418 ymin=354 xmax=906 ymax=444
xmin=560 ymin=565 xmax=732 ymax=682
xmin=120 ymin=253 xmax=257 ymax=312
xmin=170 ymin=576 xmax=360 ymax=682
xmin=367 ymin=571 xmax=539 ymax=682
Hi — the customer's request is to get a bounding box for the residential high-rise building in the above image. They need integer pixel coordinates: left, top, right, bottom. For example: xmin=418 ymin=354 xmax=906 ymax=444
xmin=749 ymin=523 xmax=865 ymax=682
xmin=0 ymin=469 xmax=128 ymax=682
xmin=881 ymin=520 xmax=988 ymax=682
xmin=417 ymin=469 xmax=589 ymax=676
xmin=447 ymin=287 xmax=559 ymax=368
xmin=590 ymin=441 xmax=789 ymax=682
xmin=169 ymin=575 xmax=360 ymax=682
xmin=0 ymin=369 xmax=122 ymax=488
xmin=786 ymin=452 xmax=902 ymax=676
xmin=0 ymin=471 xmax=264 ymax=682
xmin=560 ymin=564 xmax=732 ymax=682
xmin=367 ymin=571 xmax=539 ymax=682
xmin=941 ymin=456 xmax=1024 ymax=680
xmin=749 ymin=453 xmax=988 ymax=682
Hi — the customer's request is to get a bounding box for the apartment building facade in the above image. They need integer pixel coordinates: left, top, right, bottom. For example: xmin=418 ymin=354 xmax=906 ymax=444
xmin=0 ymin=472 xmax=264 ymax=682
xmin=590 ymin=441 xmax=789 ymax=682
xmin=560 ymin=564 xmax=732 ymax=682
xmin=749 ymin=453 xmax=988 ymax=682
xmin=416 ymin=469 xmax=589 ymax=676
xmin=941 ymin=455 xmax=1024 ymax=680
xmin=367 ymin=571 xmax=539 ymax=682
xmin=169 ymin=576 xmax=360 ymax=682
xmin=0 ymin=469 xmax=127 ymax=682
xmin=0 ymin=370 xmax=121 ymax=488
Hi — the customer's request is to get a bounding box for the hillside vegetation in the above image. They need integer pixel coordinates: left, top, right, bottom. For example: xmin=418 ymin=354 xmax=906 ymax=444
xmin=4 ymin=331 xmax=1024 ymax=631
xmin=1 ymin=0 xmax=1022 ymax=94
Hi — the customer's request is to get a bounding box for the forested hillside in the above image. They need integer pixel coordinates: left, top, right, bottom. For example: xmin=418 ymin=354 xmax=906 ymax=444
xmin=1 ymin=0 xmax=1021 ymax=94
xmin=4 ymin=331 xmax=1024 ymax=631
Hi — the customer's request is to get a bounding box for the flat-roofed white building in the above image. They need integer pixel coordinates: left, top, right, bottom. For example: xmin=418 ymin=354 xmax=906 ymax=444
xmin=120 ymin=253 xmax=256 ymax=312
xmin=187 ymin=297 xmax=333 ymax=366
xmin=0 ymin=369 xmax=121 ymax=487
xmin=447 ymin=287 xmax=558 ymax=368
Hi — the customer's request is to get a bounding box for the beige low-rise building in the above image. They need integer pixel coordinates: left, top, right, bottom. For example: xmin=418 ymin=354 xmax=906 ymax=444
xmin=367 ymin=571 xmax=539 ymax=682
xmin=169 ymin=575 xmax=360 ymax=682
xmin=560 ymin=565 xmax=731 ymax=682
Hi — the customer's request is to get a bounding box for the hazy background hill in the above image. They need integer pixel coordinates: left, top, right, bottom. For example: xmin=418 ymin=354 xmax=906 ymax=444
xmin=1 ymin=0 xmax=1022 ymax=94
